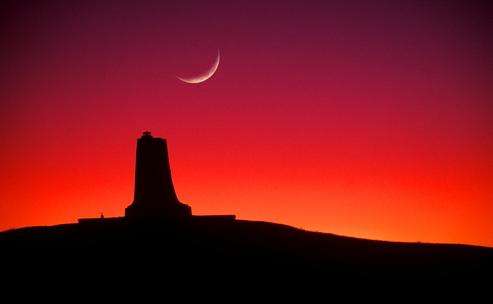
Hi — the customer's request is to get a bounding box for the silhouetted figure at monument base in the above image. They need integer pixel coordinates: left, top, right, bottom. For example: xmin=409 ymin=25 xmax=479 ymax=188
xmin=125 ymin=131 xmax=191 ymax=219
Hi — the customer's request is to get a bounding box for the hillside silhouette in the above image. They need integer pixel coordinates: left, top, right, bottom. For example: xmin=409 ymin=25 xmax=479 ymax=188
xmin=1 ymin=132 xmax=492 ymax=286
xmin=1 ymin=217 xmax=492 ymax=284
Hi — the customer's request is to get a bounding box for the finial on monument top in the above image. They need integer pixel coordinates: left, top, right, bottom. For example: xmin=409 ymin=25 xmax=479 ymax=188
xmin=142 ymin=131 xmax=152 ymax=137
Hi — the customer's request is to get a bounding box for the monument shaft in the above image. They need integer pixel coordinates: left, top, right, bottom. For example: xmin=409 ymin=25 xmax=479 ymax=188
xmin=125 ymin=132 xmax=191 ymax=218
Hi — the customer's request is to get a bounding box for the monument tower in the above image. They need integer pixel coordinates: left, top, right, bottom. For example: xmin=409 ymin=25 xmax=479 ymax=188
xmin=125 ymin=131 xmax=192 ymax=218
xmin=79 ymin=131 xmax=234 ymax=224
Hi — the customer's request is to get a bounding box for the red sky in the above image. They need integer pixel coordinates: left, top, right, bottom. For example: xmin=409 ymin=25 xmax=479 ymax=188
xmin=1 ymin=0 xmax=492 ymax=246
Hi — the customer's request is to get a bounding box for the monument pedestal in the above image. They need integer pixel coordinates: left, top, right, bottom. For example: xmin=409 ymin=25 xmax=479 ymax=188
xmin=125 ymin=201 xmax=191 ymax=219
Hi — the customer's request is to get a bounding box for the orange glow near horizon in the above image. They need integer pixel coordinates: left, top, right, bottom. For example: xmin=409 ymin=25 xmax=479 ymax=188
xmin=1 ymin=1 xmax=492 ymax=247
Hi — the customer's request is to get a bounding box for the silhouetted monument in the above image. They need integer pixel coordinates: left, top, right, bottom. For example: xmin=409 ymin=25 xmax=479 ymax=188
xmin=125 ymin=131 xmax=192 ymax=219
xmin=78 ymin=131 xmax=234 ymax=223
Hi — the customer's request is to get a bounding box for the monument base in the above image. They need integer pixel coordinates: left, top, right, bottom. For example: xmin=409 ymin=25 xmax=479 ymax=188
xmin=124 ymin=201 xmax=192 ymax=219
xmin=78 ymin=214 xmax=235 ymax=224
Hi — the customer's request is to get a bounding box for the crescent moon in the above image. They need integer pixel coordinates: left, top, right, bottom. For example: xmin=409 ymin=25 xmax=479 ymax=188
xmin=177 ymin=50 xmax=220 ymax=84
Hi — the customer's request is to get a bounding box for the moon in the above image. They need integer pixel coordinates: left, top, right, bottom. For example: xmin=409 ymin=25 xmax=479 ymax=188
xmin=177 ymin=50 xmax=220 ymax=84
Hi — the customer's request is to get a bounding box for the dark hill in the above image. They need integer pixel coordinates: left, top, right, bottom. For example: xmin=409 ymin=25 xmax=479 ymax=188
xmin=1 ymin=217 xmax=492 ymax=286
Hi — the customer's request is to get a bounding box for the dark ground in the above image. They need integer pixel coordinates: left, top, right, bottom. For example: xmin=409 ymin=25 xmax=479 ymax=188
xmin=1 ymin=216 xmax=491 ymax=289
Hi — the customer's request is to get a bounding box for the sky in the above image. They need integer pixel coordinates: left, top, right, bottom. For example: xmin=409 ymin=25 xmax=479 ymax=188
xmin=1 ymin=0 xmax=492 ymax=246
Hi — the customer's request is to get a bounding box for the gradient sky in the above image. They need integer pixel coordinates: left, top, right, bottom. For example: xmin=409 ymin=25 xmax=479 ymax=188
xmin=1 ymin=0 xmax=492 ymax=246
